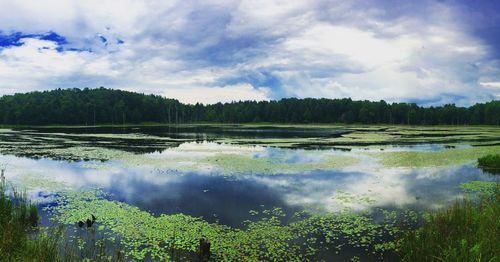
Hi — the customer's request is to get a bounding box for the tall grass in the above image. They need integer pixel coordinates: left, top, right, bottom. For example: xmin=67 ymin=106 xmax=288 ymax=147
xmin=398 ymin=190 xmax=499 ymax=261
xmin=0 ymin=179 xmax=122 ymax=261
xmin=478 ymin=154 xmax=500 ymax=175
xmin=0 ymin=179 xmax=57 ymax=261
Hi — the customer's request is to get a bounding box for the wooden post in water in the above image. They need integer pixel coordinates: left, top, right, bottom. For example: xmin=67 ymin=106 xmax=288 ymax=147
xmin=198 ymin=238 xmax=211 ymax=262
xmin=0 ymin=168 xmax=4 ymax=187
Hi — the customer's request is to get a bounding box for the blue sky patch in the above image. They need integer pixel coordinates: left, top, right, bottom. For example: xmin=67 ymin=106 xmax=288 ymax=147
xmin=0 ymin=31 xmax=30 ymax=47
xmin=39 ymin=31 xmax=68 ymax=45
xmin=98 ymin=35 xmax=107 ymax=44
xmin=0 ymin=30 xmax=97 ymax=54
xmin=0 ymin=31 xmax=67 ymax=48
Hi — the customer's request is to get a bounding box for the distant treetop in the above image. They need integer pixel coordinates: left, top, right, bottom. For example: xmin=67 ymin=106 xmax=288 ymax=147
xmin=0 ymin=88 xmax=498 ymax=125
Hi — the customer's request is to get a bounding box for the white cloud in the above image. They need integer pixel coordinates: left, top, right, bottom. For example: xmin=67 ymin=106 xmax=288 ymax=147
xmin=0 ymin=0 xmax=498 ymax=104
xmin=237 ymin=2 xmax=497 ymax=104
xmin=281 ymin=24 xmax=420 ymax=68
xmin=480 ymin=82 xmax=500 ymax=88
xmin=162 ymin=84 xmax=270 ymax=104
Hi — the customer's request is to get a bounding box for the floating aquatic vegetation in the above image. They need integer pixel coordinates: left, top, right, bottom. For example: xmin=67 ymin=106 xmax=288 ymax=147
xmin=371 ymin=145 xmax=500 ymax=168
xmin=460 ymin=181 xmax=498 ymax=195
xmin=68 ymin=143 xmax=360 ymax=176
xmin=2 ymin=125 xmax=499 ymax=162
xmin=0 ymin=129 xmax=186 ymax=161
xmin=47 ymin=189 xmax=407 ymax=261
xmin=331 ymin=190 xmax=377 ymax=209
xmin=205 ymin=153 xmax=359 ymax=176
xmin=222 ymin=125 xmax=500 ymax=148
xmin=81 ymin=161 xmax=113 ymax=170
xmin=13 ymin=174 xmax=70 ymax=192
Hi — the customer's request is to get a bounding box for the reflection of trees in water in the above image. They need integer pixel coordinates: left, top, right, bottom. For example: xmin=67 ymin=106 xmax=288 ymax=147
xmin=0 ymin=125 xmax=345 ymax=161
xmin=25 ymin=125 xmax=347 ymax=139
xmin=0 ymin=131 xmax=184 ymax=161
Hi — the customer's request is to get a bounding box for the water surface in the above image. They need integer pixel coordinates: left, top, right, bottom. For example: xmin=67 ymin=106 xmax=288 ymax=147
xmin=0 ymin=125 xmax=497 ymax=260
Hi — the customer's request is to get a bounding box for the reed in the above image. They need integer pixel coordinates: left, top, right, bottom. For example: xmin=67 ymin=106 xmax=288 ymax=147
xmin=0 ymin=178 xmax=120 ymax=261
xmin=0 ymin=179 xmax=54 ymax=261
xmin=398 ymin=190 xmax=499 ymax=261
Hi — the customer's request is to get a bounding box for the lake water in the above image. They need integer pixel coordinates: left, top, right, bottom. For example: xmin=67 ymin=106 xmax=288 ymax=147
xmin=0 ymin=125 xmax=498 ymax=261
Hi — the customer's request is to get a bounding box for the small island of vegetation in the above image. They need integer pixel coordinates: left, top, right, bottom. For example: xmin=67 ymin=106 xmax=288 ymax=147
xmin=477 ymin=154 xmax=500 ymax=175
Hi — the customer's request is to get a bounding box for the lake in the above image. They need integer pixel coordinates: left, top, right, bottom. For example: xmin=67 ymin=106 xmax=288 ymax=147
xmin=0 ymin=125 xmax=499 ymax=261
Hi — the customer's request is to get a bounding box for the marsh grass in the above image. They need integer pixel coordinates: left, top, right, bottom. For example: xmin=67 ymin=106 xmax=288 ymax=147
xmin=0 ymin=180 xmax=56 ymax=261
xmin=398 ymin=190 xmax=499 ymax=261
xmin=0 ymin=180 xmax=122 ymax=261
xmin=477 ymin=154 xmax=500 ymax=175
xmin=59 ymin=226 xmax=125 ymax=262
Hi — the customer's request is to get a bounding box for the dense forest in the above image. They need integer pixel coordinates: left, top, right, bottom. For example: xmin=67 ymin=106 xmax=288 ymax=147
xmin=0 ymin=87 xmax=498 ymax=125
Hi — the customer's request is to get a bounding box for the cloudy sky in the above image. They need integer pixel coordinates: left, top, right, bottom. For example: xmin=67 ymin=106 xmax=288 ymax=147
xmin=0 ymin=0 xmax=499 ymax=105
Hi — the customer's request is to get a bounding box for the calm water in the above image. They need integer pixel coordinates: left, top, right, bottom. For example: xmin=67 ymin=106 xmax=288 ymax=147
xmin=0 ymin=145 xmax=493 ymax=227
xmin=0 ymin=126 xmax=496 ymax=260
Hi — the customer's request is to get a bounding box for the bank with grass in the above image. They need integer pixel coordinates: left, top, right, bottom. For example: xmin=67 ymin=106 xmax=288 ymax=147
xmin=0 ymin=180 xmax=125 ymax=262
xmin=397 ymin=183 xmax=499 ymax=261
xmin=0 ymin=181 xmax=57 ymax=261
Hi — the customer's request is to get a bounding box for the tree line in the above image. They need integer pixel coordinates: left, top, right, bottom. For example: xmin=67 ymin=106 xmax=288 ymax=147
xmin=0 ymin=87 xmax=498 ymax=125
